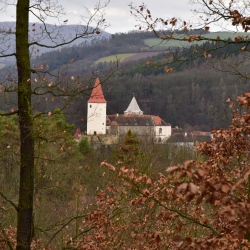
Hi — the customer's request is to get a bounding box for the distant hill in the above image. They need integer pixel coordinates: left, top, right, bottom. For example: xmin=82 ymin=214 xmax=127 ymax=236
xmin=0 ymin=28 xmax=249 ymax=132
xmin=144 ymin=32 xmax=247 ymax=49
xmin=0 ymin=22 xmax=111 ymax=63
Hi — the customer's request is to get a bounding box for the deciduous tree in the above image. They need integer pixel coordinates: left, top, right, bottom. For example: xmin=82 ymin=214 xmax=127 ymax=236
xmin=0 ymin=0 xmax=110 ymax=249
xmin=129 ymin=1 xmax=250 ymax=82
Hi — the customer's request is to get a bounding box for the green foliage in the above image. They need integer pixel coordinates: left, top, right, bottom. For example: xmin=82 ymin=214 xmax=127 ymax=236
xmin=0 ymin=115 xmax=20 ymax=225
xmin=52 ymin=108 xmax=75 ymax=133
xmin=116 ymin=129 xmax=141 ymax=165
xmin=78 ymin=137 xmax=93 ymax=155
xmin=115 ymin=130 xmax=197 ymax=175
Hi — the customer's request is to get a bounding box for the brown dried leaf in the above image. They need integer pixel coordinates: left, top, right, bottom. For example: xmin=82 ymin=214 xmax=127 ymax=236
xmin=166 ymin=166 xmax=179 ymax=174
xmin=184 ymin=160 xmax=193 ymax=169
xmin=176 ymin=183 xmax=188 ymax=194
xmin=100 ymin=161 xmax=116 ymax=171
xmin=185 ymin=237 xmax=192 ymax=243
xmin=188 ymin=182 xmax=198 ymax=194
xmin=229 ymin=102 xmax=235 ymax=109
xmin=198 ymin=169 xmax=205 ymax=177
xmin=165 ymin=67 xmax=173 ymax=73
xmin=241 ymin=45 xmax=246 ymax=51
xmin=203 ymin=49 xmax=207 ymax=57
xmin=196 ymin=195 xmax=203 ymax=205
xmin=221 ymin=184 xmax=230 ymax=193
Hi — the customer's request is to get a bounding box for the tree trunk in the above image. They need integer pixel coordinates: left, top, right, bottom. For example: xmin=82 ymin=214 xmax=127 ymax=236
xmin=16 ymin=0 xmax=34 ymax=249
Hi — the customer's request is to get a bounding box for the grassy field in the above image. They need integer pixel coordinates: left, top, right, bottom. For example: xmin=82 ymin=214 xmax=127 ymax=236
xmin=0 ymin=63 xmax=5 ymax=69
xmin=94 ymin=53 xmax=136 ymax=64
xmin=144 ymin=32 xmax=247 ymax=48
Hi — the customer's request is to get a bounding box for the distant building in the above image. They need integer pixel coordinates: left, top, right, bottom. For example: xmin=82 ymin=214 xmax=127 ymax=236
xmin=87 ymin=78 xmax=107 ymax=135
xmin=169 ymin=129 xmax=212 ymax=146
xmin=86 ymin=78 xmax=171 ymax=142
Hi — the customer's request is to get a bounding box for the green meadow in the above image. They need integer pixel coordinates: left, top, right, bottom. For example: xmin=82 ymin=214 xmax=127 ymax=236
xmin=94 ymin=53 xmax=136 ymax=63
xmin=144 ymin=32 xmax=247 ymax=48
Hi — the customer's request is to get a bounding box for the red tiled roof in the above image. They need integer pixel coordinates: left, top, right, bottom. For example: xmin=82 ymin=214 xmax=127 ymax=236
xmin=106 ymin=114 xmax=171 ymax=127
xmin=153 ymin=116 xmax=169 ymax=126
xmin=74 ymin=128 xmax=81 ymax=139
xmin=193 ymin=131 xmax=211 ymax=136
xmin=88 ymin=78 xmax=106 ymax=103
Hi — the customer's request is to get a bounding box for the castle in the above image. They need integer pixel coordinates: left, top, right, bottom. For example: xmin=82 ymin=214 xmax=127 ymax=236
xmin=81 ymin=78 xmax=171 ymax=143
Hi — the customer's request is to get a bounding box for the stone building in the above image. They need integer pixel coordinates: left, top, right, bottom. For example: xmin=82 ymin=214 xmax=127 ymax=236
xmin=85 ymin=78 xmax=171 ymax=142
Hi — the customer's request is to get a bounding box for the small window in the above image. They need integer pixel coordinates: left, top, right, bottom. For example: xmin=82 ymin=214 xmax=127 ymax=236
xmin=159 ymin=128 xmax=162 ymax=134
xmin=102 ymin=123 xmax=104 ymax=125
xmin=90 ymin=105 xmax=92 ymax=108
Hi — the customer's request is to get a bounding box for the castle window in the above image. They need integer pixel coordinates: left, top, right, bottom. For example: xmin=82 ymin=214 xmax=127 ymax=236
xmin=90 ymin=105 xmax=92 ymax=108
xmin=159 ymin=128 xmax=162 ymax=134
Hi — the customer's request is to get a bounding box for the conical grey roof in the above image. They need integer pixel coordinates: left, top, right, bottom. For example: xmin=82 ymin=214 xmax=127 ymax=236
xmin=124 ymin=95 xmax=143 ymax=115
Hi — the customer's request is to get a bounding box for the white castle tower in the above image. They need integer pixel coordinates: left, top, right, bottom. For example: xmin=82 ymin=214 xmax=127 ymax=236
xmin=87 ymin=78 xmax=106 ymax=135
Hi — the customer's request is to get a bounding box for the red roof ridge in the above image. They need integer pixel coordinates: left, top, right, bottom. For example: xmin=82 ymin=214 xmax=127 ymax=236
xmin=74 ymin=127 xmax=81 ymax=139
xmin=88 ymin=78 xmax=106 ymax=103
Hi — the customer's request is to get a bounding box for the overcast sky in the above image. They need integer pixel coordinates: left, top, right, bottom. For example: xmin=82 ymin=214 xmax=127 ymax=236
xmin=0 ymin=0 xmax=209 ymax=34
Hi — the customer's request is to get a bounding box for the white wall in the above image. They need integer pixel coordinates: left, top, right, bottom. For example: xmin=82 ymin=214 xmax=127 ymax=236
xmin=87 ymin=102 xmax=106 ymax=135
xmin=154 ymin=125 xmax=171 ymax=142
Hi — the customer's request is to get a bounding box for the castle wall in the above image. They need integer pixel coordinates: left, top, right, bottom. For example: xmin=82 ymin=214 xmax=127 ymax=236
xmin=80 ymin=134 xmax=119 ymax=146
xmin=114 ymin=125 xmax=153 ymax=136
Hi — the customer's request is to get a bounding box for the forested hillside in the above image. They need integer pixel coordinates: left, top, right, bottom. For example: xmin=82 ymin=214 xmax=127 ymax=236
xmin=1 ymin=30 xmax=249 ymax=131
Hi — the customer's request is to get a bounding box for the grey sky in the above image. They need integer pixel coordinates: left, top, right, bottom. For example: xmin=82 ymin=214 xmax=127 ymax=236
xmin=61 ymin=0 xmax=198 ymax=33
xmin=0 ymin=0 xmax=218 ymax=34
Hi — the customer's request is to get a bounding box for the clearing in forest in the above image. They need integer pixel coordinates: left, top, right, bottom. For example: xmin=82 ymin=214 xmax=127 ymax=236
xmin=144 ymin=32 xmax=247 ymax=48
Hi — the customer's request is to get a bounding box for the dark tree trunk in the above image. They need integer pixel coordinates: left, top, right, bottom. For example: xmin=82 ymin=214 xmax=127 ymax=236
xmin=16 ymin=0 xmax=34 ymax=249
